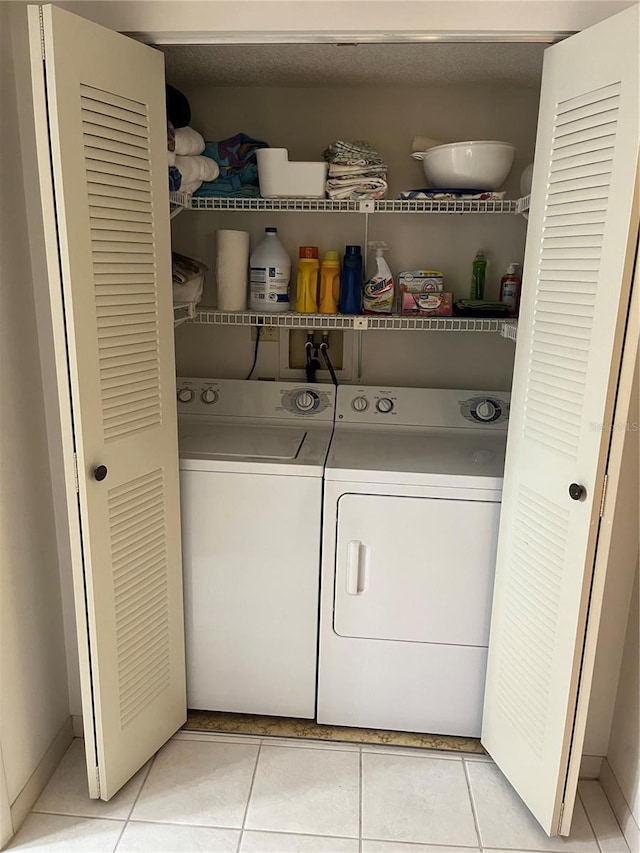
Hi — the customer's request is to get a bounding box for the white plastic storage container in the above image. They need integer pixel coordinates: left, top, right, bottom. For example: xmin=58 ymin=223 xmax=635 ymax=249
xmin=257 ymin=148 xmax=328 ymax=198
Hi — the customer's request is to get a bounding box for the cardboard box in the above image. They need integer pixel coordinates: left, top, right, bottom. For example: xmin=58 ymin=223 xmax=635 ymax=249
xmin=401 ymin=291 xmax=453 ymax=316
xmin=398 ymin=270 xmax=444 ymax=293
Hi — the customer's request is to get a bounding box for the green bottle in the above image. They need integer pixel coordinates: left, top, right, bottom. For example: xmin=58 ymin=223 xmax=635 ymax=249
xmin=471 ymin=249 xmax=487 ymax=300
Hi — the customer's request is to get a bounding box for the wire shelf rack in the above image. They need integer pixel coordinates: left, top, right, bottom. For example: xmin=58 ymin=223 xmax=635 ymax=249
xmin=500 ymin=321 xmax=518 ymax=341
xmin=168 ymin=193 xmax=521 ymax=215
xmin=193 ymin=309 xmax=511 ymax=333
xmin=173 ymin=302 xmax=196 ymax=327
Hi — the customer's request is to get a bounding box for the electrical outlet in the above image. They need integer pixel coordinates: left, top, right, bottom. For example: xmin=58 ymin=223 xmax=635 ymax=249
xmin=251 ymin=325 xmax=279 ymax=342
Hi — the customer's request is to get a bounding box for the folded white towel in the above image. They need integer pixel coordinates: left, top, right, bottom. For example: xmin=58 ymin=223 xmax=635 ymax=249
xmin=168 ymin=149 xmax=176 ymax=167
xmin=175 ymin=155 xmax=220 ymax=184
xmin=180 ymin=179 xmax=203 ymax=195
xmin=326 ymin=176 xmax=388 ymax=200
xmin=174 ymin=126 xmax=206 ymax=156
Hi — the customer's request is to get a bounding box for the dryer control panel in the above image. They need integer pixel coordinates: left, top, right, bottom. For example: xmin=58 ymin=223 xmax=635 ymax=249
xmin=336 ymin=386 xmax=510 ymax=430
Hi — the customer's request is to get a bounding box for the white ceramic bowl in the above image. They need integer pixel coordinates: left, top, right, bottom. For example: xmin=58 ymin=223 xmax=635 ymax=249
xmin=412 ymin=141 xmax=516 ymax=190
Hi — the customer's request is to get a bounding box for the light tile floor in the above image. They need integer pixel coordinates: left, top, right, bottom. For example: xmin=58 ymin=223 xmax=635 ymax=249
xmin=7 ymin=733 xmax=630 ymax=853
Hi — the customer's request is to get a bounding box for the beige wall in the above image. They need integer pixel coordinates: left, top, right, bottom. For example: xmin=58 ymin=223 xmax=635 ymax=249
xmin=605 ymin=565 xmax=640 ymax=840
xmin=0 ymin=0 xmax=69 ymax=819
xmin=173 ymin=81 xmax=536 ymax=388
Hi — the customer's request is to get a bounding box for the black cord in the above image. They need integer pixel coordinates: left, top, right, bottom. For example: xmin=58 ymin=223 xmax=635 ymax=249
xmin=320 ymin=342 xmax=339 ymax=386
xmin=245 ymin=326 xmax=262 ymax=379
xmin=305 ymin=340 xmax=319 ymax=383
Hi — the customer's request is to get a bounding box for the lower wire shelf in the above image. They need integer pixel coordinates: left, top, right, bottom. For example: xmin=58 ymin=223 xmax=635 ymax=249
xmin=174 ymin=302 xmax=197 ymax=327
xmin=192 ymin=308 xmax=513 ymax=333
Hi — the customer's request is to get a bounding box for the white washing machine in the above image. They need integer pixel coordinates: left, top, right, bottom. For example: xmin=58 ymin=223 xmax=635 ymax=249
xmin=317 ymin=385 xmax=510 ymax=737
xmin=177 ymin=377 xmax=335 ymax=718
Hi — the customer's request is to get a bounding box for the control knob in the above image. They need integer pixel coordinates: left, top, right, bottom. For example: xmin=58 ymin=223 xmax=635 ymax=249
xmin=294 ymin=391 xmax=317 ymax=412
xmin=352 ymin=396 xmax=369 ymax=412
xmin=474 ymin=400 xmax=497 ymax=421
xmin=376 ymin=397 xmax=394 ymax=414
xmin=177 ymin=387 xmax=194 ymax=403
xmin=201 ymin=388 xmax=218 ymax=405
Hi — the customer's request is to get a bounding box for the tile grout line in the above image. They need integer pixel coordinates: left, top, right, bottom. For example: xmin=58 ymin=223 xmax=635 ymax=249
xmin=113 ymin=752 xmax=158 ymax=851
xmin=578 ymin=785 xmax=604 ymax=853
xmin=236 ymin=741 xmax=262 ymax=853
xmin=579 ymin=782 xmax=630 ymax=853
xmin=462 ymin=758 xmax=483 ymax=851
xmin=597 ymin=767 xmax=634 ymax=852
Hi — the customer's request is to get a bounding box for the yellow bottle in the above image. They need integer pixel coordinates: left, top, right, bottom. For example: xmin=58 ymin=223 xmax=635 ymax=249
xmin=295 ymin=246 xmax=320 ymax=313
xmin=319 ymin=250 xmax=341 ymax=314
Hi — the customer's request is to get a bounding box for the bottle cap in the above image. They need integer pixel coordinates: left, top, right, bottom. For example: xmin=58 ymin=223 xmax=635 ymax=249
xmin=345 ymin=245 xmax=362 ymax=255
xmin=323 ymin=251 xmax=340 ymax=262
xmin=475 ymin=249 xmax=486 ymax=258
xmin=507 ymin=262 xmax=520 ymax=274
xmin=299 ymin=246 xmax=319 ymax=259
xmin=265 ymin=227 xmax=277 ymax=233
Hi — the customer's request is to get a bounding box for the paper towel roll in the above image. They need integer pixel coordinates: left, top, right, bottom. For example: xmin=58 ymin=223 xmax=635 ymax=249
xmin=216 ymin=230 xmax=250 ymax=311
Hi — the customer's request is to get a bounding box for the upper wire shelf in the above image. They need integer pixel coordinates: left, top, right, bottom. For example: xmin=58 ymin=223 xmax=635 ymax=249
xmin=169 ymin=192 xmax=521 ymax=215
xmin=193 ymin=308 xmax=512 ymax=333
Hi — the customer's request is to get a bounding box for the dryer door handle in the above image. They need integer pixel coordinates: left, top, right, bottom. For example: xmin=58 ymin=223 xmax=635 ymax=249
xmin=346 ymin=540 xmax=369 ymax=595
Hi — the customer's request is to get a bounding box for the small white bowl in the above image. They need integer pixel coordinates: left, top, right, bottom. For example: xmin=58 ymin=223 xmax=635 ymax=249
xmin=412 ymin=140 xmax=516 ymax=190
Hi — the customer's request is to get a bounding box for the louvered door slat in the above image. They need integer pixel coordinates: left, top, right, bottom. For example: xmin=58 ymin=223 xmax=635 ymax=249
xmin=36 ymin=4 xmax=185 ymax=803
xmin=88 ymin=194 xmax=151 ymax=214
xmin=86 ymin=146 xmax=150 ymax=171
xmin=81 ymin=98 xmax=148 ymax=129
xmin=85 ymin=133 xmax=152 ymax=160
xmin=482 ymin=5 xmax=638 ymax=837
xmin=83 ymin=109 xmax=148 ymax=138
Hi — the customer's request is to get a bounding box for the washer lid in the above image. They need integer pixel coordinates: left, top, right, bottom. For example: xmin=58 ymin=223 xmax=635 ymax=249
xmin=179 ymin=423 xmax=306 ymax=461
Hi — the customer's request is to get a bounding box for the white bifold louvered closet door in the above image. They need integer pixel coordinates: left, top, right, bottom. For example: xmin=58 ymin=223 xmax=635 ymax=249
xmin=30 ymin=5 xmax=185 ymax=799
xmin=482 ymin=4 xmax=639 ymax=837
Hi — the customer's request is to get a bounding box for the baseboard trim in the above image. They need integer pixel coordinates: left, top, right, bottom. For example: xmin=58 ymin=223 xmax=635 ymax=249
xmin=580 ymin=755 xmax=604 ymax=779
xmin=8 ymin=717 xmax=73 ymax=840
xmin=71 ymin=715 xmax=84 ymax=738
xmin=600 ymin=757 xmax=640 ymax=853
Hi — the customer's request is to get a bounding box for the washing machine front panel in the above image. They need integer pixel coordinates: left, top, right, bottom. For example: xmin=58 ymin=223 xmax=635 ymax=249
xmin=182 ymin=468 xmax=322 ymax=718
xmin=334 ymin=493 xmax=500 ymax=647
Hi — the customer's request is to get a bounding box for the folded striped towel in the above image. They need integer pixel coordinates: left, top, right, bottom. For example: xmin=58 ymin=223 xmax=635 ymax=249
xmin=324 ymin=140 xmax=384 ymax=167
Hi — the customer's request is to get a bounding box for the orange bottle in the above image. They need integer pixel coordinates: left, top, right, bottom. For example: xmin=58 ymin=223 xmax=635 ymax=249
xmin=319 ymin=251 xmax=341 ymax=314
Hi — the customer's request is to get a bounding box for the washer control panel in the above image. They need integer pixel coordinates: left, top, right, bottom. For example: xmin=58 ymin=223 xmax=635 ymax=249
xmin=176 ymin=378 xmax=335 ymax=421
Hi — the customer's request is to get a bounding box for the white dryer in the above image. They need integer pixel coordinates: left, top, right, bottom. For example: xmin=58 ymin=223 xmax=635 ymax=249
xmin=177 ymin=378 xmax=335 ymax=719
xmin=317 ymin=385 xmax=510 ymax=737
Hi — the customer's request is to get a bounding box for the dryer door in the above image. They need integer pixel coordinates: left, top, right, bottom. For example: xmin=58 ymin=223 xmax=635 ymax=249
xmin=334 ymin=493 xmax=500 ymax=646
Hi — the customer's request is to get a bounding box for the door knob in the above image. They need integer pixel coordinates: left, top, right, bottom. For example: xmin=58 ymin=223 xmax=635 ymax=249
xmin=93 ymin=465 xmax=108 ymax=482
xmin=569 ymin=483 xmax=585 ymax=501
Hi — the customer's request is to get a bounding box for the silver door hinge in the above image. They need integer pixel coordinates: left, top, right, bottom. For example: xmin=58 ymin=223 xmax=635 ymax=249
xmin=599 ymin=473 xmax=609 ymax=518
xmin=39 ymin=8 xmax=46 ymax=60
xmin=73 ymin=453 xmax=79 ymax=493
xmin=558 ymin=802 xmax=565 ymax=832
xmin=95 ymin=766 xmax=101 ymax=798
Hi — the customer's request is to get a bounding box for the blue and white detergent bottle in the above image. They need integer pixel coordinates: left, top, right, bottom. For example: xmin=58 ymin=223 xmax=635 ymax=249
xmin=363 ymin=242 xmax=394 ymax=315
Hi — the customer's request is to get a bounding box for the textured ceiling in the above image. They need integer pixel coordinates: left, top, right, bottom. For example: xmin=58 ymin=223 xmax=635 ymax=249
xmin=159 ymin=43 xmax=545 ymax=88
